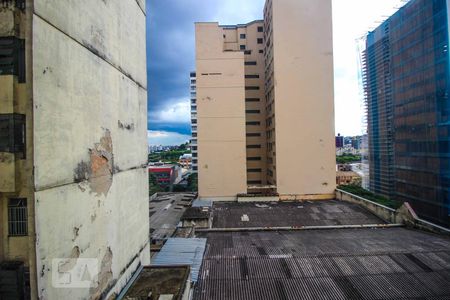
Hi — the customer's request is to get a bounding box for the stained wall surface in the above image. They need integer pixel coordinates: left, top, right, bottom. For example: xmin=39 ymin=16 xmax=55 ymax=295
xmin=32 ymin=0 xmax=150 ymax=298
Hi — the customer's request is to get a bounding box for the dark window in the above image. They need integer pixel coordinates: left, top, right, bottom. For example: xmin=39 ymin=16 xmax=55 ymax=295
xmin=0 ymin=37 xmax=26 ymax=83
xmin=246 ymin=121 xmax=260 ymax=126
xmin=259 ymin=50 xmax=264 ymax=54
xmin=192 ymin=120 xmax=197 ymax=124
xmin=246 ymin=133 xmax=261 ymax=137
xmin=193 ymin=153 xmax=197 ymax=158
xmin=246 ymin=110 xmax=260 ymax=114
xmin=247 ymin=145 xmax=261 ymax=149
xmin=247 ymin=168 xmax=262 ymax=172
xmin=245 ymin=61 xmax=257 ymax=66
xmin=0 ymin=114 xmax=26 ymax=158
xmin=247 ymin=157 xmax=262 ymax=161
xmin=244 ymin=50 xmax=252 ymax=55
xmin=8 ymin=198 xmax=27 ymax=236
xmin=190 ymin=80 xmax=196 ymax=84
xmin=247 ymin=180 xmax=262 ymax=184
xmin=245 ymin=98 xmax=260 ymax=102
xmin=190 ymin=72 xmax=196 ymax=77
xmin=15 ymin=0 xmax=25 ymax=10
xmin=245 ymin=75 xmax=259 ymax=79
xmin=192 ymin=133 xmax=197 ymax=137
xmin=240 ymin=45 xmax=246 ymax=50
xmin=245 ymin=86 xmax=260 ymax=90
xmin=240 ymin=34 xmax=246 ymax=39
xmin=193 ymin=166 xmax=198 ymax=171
xmin=257 ymin=26 xmax=263 ymax=32
xmin=257 ymin=38 xmax=263 ymax=44
xmin=192 ymin=146 xmax=197 ymax=150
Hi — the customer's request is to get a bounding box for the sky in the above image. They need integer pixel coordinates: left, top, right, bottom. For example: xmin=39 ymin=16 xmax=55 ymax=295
xmin=146 ymin=0 xmax=407 ymax=146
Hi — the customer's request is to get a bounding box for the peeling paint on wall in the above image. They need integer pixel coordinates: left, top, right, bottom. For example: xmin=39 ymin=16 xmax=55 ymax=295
xmin=74 ymin=129 xmax=114 ymax=196
xmin=90 ymin=247 xmax=113 ymax=300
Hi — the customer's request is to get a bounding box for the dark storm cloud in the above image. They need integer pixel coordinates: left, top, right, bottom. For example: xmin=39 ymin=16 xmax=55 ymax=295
xmin=146 ymin=0 xmax=264 ymax=135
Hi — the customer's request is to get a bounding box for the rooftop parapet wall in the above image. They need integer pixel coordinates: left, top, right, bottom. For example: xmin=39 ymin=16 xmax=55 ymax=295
xmin=336 ymin=189 xmax=450 ymax=235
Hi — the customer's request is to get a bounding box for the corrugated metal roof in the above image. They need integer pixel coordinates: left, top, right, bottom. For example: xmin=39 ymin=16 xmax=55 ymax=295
xmin=194 ymin=228 xmax=450 ymax=299
xmin=152 ymin=238 xmax=206 ymax=282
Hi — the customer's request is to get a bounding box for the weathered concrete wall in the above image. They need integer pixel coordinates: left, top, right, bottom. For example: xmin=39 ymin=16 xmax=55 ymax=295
xmin=336 ymin=189 xmax=450 ymax=235
xmin=335 ymin=189 xmax=397 ymax=223
xmin=32 ymin=0 xmax=149 ymax=299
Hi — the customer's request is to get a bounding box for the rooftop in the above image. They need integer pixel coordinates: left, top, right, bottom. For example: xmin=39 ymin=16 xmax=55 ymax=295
xmin=195 ymin=227 xmax=450 ymax=300
xmin=123 ymin=266 xmax=189 ymax=300
xmin=150 ymin=193 xmax=196 ymax=241
xmin=211 ymin=200 xmax=385 ymax=228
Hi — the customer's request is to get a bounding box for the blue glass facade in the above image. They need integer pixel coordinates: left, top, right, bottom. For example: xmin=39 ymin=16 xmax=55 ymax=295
xmin=364 ymin=0 xmax=450 ymax=226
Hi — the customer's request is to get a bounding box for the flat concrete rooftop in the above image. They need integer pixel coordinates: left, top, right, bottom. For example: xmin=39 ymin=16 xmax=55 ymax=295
xmin=194 ymin=227 xmax=450 ymax=300
xmin=212 ymin=200 xmax=385 ymax=228
xmin=150 ymin=193 xmax=196 ymax=241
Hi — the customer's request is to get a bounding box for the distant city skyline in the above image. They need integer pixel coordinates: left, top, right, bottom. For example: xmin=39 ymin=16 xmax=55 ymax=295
xmin=147 ymin=0 xmax=407 ymax=146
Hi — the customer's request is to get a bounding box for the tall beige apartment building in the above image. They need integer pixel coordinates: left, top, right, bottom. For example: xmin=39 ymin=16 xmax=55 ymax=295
xmin=195 ymin=0 xmax=336 ymax=201
xmin=0 ymin=1 xmax=149 ymax=299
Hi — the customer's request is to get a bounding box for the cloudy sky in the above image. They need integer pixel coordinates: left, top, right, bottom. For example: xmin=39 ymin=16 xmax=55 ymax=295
xmin=147 ymin=0 xmax=407 ymax=146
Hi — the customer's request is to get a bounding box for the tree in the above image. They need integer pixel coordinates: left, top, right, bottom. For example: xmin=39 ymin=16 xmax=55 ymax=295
xmin=149 ymin=172 xmax=163 ymax=196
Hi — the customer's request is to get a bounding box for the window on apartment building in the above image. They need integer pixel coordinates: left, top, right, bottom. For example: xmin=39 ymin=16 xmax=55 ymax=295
xmin=190 ymin=80 xmax=196 ymax=84
xmin=245 ymin=61 xmax=257 ymax=65
xmin=0 ymin=114 xmax=26 ymax=158
xmin=244 ymin=50 xmax=252 ymax=55
xmin=192 ymin=146 xmax=197 ymax=150
xmin=246 ymin=133 xmax=261 ymax=137
xmin=247 ymin=157 xmax=262 ymax=161
xmin=193 ymin=153 xmax=197 ymax=157
xmin=240 ymin=45 xmax=246 ymax=50
xmin=247 ymin=145 xmax=261 ymax=149
xmin=257 ymin=38 xmax=263 ymax=44
xmin=246 ymin=110 xmax=261 ymax=114
xmin=246 ymin=121 xmax=260 ymax=126
xmin=245 ymin=75 xmax=260 ymax=79
xmin=0 ymin=37 xmax=26 ymax=83
xmin=192 ymin=133 xmax=197 ymax=137
xmin=259 ymin=50 xmax=264 ymax=54
xmin=245 ymin=98 xmax=260 ymax=102
xmin=245 ymin=86 xmax=260 ymax=90
xmin=247 ymin=168 xmax=262 ymax=172
xmin=193 ymin=166 xmax=198 ymax=171
xmin=192 ymin=120 xmax=197 ymax=124
xmin=8 ymin=198 xmax=27 ymax=236
xmin=257 ymin=26 xmax=263 ymax=32
xmin=247 ymin=180 xmax=262 ymax=185
xmin=190 ymin=72 xmax=196 ymax=77
xmin=240 ymin=34 xmax=246 ymax=39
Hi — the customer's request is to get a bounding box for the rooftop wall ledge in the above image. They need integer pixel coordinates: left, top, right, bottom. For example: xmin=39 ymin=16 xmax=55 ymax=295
xmin=336 ymin=189 xmax=450 ymax=236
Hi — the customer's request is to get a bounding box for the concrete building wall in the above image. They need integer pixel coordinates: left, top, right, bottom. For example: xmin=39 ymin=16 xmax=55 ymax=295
xmin=196 ymin=23 xmax=247 ymax=200
xmin=1 ymin=1 xmax=149 ymax=299
xmin=32 ymin=1 xmax=149 ymax=298
xmin=269 ymin=0 xmax=336 ymax=199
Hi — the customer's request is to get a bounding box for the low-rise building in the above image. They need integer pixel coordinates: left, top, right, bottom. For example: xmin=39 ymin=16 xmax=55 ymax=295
xmin=149 ymin=164 xmax=182 ymax=188
xmin=336 ymin=171 xmax=361 ymax=186
xmin=179 ymin=153 xmax=193 ymax=169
